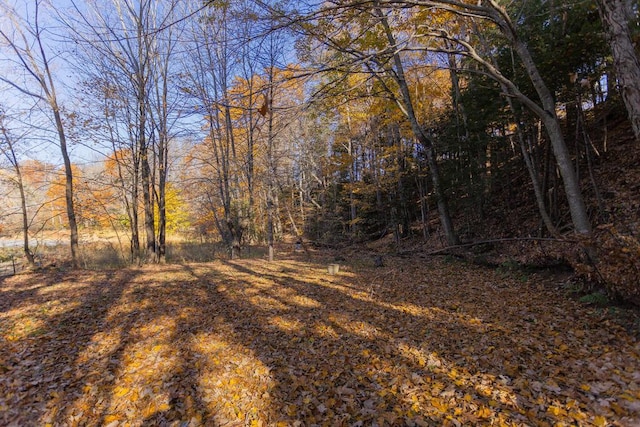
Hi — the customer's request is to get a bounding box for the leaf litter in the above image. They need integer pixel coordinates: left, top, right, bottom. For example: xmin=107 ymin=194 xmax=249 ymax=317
xmin=0 ymin=256 xmax=638 ymax=426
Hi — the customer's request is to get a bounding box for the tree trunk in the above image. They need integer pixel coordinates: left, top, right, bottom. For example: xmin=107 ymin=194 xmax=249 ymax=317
xmin=597 ymin=0 xmax=640 ymax=141
xmin=376 ymin=6 xmax=459 ymax=245
xmin=505 ymin=41 xmax=590 ymax=235
xmin=501 ymin=15 xmax=591 ymax=236
xmin=0 ymin=124 xmax=35 ymax=267
xmin=16 ymin=165 xmax=35 ymax=267
xmin=518 ymin=124 xmax=559 ymax=237
xmin=130 ymin=157 xmax=141 ymax=265
xmin=53 ymin=107 xmax=80 ymax=267
xmin=140 ymin=123 xmax=156 ymax=261
xmin=157 ymin=135 xmax=167 ymax=263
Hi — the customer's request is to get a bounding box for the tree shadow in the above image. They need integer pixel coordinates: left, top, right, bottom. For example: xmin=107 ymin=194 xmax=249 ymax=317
xmin=1 ymin=256 xmax=637 ymax=425
xmin=200 ymin=257 xmax=639 ymax=424
xmin=0 ymin=268 xmax=139 ymax=425
xmin=182 ymin=259 xmax=521 ymax=424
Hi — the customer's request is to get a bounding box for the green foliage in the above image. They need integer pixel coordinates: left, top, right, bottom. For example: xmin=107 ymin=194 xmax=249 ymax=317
xmin=579 ymin=291 xmax=610 ymax=306
xmin=497 ymin=260 xmax=530 ymax=282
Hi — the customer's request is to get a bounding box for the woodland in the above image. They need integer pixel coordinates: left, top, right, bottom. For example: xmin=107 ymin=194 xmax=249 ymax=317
xmin=1 ymin=0 xmax=640 ymax=425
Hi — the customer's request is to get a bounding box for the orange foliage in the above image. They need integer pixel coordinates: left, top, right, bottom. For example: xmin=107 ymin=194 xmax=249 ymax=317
xmin=46 ymin=165 xmax=115 ymax=229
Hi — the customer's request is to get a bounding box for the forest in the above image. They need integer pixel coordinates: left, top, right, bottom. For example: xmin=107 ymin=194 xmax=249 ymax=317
xmin=0 ymin=0 xmax=638 ymax=298
xmin=1 ymin=0 xmax=640 ymax=425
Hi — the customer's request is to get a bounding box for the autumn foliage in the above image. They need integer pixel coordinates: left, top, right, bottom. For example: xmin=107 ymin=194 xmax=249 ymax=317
xmin=1 ymin=252 xmax=639 ymax=425
xmin=592 ymin=226 xmax=640 ymax=305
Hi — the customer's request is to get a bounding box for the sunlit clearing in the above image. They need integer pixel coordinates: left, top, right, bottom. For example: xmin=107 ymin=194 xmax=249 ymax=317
xmin=191 ymin=333 xmax=275 ymax=422
xmin=75 ymin=329 xmax=122 ymax=365
xmin=2 ymin=314 xmax=46 ymax=341
xmin=290 ymin=294 xmax=322 ymax=308
xmin=248 ymin=294 xmax=290 ymax=311
xmin=313 ymin=322 xmax=340 ymax=339
xmin=38 ymin=281 xmax=89 ymax=295
xmin=268 ymin=315 xmax=303 ymax=333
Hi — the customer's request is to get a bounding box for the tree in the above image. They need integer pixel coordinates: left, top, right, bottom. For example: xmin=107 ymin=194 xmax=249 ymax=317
xmin=0 ymin=0 xmax=80 ymax=266
xmin=147 ymin=1 xmax=182 ymax=263
xmin=182 ymin=1 xmax=247 ymax=258
xmin=597 ymin=0 xmax=640 ymax=141
xmin=289 ymin=0 xmax=460 ymax=245
xmin=373 ymin=3 xmax=459 ymax=245
xmin=66 ymin=0 xmax=182 ymax=263
xmin=0 ymin=108 xmax=35 ymax=266
xmin=386 ymin=0 xmax=593 ymax=238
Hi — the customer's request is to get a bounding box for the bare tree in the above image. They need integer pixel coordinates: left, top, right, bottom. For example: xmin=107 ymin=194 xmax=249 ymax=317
xmin=182 ymin=2 xmax=255 ymax=259
xmin=66 ymin=0 xmax=182 ymax=263
xmin=147 ymin=1 xmax=182 ymax=263
xmin=0 ymin=0 xmax=80 ymax=266
xmin=0 ymin=108 xmax=35 ymax=267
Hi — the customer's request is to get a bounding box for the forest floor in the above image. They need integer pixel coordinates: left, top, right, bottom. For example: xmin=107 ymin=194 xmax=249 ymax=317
xmin=1 ymin=251 xmax=639 ymax=426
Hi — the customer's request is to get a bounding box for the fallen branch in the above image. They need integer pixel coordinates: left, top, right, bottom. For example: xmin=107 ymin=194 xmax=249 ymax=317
xmin=402 ymin=236 xmax=576 ymax=257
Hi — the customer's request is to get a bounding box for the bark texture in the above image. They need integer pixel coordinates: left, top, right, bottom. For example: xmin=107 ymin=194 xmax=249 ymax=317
xmin=597 ymin=0 xmax=640 ymax=141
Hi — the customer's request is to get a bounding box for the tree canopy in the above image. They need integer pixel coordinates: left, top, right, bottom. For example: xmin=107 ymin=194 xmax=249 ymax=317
xmin=0 ymin=0 xmax=639 ymax=299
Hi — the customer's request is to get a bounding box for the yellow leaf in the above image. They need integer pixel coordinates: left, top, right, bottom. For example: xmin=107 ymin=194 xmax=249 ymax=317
xmin=143 ymin=402 xmax=157 ymax=418
xmin=104 ymin=414 xmax=122 ymax=423
xmin=113 ymin=386 xmax=129 ymax=397
xmin=594 ymin=415 xmax=607 ymax=427
xmin=430 ymin=397 xmax=448 ymax=413
xmin=568 ymin=410 xmax=587 ymax=421
xmin=580 ymin=384 xmax=591 ymax=392
xmin=477 ymin=406 xmax=491 ymax=418
xmin=547 ymin=405 xmax=566 ymax=416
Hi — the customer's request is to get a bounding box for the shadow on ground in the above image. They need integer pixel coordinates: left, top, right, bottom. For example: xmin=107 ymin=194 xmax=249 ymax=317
xmin=0 ymin=254 xmax=638 ymax=425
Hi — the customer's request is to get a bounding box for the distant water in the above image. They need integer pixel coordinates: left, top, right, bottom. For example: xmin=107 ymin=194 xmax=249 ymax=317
xmin=0 ymin=238 xmax=63 ymax=248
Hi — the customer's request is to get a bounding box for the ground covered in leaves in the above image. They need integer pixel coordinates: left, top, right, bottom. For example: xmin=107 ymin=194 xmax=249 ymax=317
xmin=1 ymin=254 xmax=639 ymax=426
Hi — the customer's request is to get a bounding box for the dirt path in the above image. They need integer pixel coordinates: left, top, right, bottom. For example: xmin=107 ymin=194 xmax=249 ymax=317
xmin=0 ymin=256 xmax=638 ymax=426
